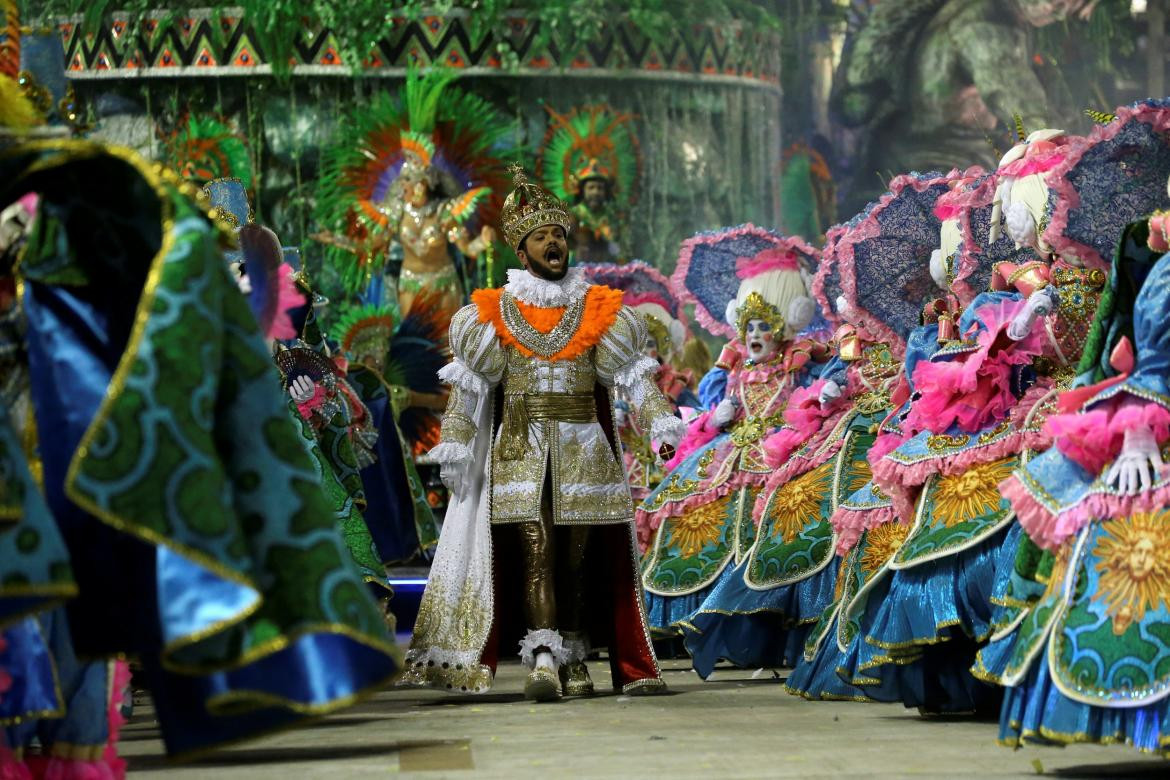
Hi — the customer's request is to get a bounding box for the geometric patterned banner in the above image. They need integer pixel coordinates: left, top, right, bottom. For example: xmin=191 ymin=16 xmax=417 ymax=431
xmin=60 ymin=9 xmax=781 ymax=91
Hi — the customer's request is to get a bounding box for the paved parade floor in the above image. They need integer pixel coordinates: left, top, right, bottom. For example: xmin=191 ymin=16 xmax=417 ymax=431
xmin=121 ymin=658 xmax=1164 ymax=778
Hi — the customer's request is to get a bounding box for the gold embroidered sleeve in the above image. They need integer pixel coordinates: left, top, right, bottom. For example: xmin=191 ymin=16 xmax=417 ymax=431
xmin=433 ymin=305 xmax=503 ymax=458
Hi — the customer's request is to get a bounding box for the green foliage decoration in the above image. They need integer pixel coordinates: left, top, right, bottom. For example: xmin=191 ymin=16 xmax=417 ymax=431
xmin=25 ymin=0 xmax=782 ymax=76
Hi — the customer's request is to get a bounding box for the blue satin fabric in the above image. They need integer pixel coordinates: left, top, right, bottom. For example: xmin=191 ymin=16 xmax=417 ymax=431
xmin=645 ymin=588 xmax=712 ymax=640
xmin=21 ymin=281 xmax=159 ymax=654
xmin=143 ymin=632 xmax=396 ymax=756
xmin=1094 ymin=250 xmax=1170 ymax=404
xmin=6 ymin=610 xmax=110 ymax=750
xmin=903 ymin=323 xmax=940 ymax=391
xmin=840 ymin=524 xmax=1014 ymax=711
xmin=683 ymin=555 xmax=833 ymax=679
xmin=785 ymin=620 xmax=871 ymax=701
xmin=819 ymin=355 xmax=848 ymax=388
xmin=0 ymin=618 xmax=61 ymax=724
xmin=697 ymin=367 xmax=728 ymax=410
xmin=1000 ymin=653 xmax=1169 ymax=755
xmin=355 ymin=389 xmax=422 ymax=564
xmin=156 ymin=547 xmax=260 ymax=648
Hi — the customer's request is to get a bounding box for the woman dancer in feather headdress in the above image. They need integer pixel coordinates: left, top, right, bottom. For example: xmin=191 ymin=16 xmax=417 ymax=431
xmin=315 ymin=69 xmax=518 ymax=324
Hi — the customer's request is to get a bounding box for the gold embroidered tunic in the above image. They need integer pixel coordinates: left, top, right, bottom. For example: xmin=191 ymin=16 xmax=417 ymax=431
xmin=431 ymin=270 xmax=683 ymax=526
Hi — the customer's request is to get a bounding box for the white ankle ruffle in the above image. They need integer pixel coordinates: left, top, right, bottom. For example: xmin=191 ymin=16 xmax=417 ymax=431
xmin=518 ymin=628 xmax=570 ymax=669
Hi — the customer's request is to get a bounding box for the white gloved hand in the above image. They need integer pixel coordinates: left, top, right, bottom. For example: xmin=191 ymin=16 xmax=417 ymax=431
xmin=1007 ymin=288 xmax=1057 ymax=341
xmin=713 ymin=397 xmax=738 ymax=428
xmin=1004 ymin=201 xmax=1037 ymax=249
xmin=614 ymin=405 xmax=628 ymax=428
xmin=289 ymin=375 xmax=316 ymax=403
xmin=440 ymin=460 xmax=465 ymax=498
xmin=1105 ymin=425 xmax=1164 ymax=495
xmin=818 ymin=380 xmax=842 ymax=405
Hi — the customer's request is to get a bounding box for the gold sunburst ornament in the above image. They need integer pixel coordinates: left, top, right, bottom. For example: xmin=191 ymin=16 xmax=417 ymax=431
xmin=1093 ymin=511 xmax=1170 ymax=635
xmin=669 ymin=495 xmax=732 ymax=558
xmin=860 ymin=522 xmax=910 ymax=574
xmin=767 ymin=463 xmax=832 ymax=542
xmin=930 ymin=458 xmax=1016 ymax=528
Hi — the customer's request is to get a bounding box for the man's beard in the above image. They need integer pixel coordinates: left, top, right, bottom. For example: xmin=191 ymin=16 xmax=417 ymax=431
xmin=526 ymin=244 xmax=569 ymax=281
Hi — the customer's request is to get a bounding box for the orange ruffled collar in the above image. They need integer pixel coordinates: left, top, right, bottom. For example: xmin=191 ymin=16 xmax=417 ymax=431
xmin=472 ymin=284 xmax=624 ymax=362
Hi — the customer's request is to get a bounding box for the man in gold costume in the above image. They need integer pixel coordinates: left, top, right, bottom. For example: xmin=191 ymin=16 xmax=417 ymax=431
xmin=401 ymin=166 xmax=684 ymax=701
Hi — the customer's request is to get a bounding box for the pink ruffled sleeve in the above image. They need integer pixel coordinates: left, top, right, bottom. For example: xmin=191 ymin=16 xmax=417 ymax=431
xmin=903 ymin=298 xmax=1045 ymax=435
xmin=1046 ymin=397 xmax=1170 ymax=474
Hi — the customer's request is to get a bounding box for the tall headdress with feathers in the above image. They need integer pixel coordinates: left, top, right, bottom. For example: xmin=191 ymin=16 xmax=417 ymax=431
xmin=315 ymin=68 xmax=521 ymax=293
xmin=538 ymin=104 xmax=641 ymax=209
xmin=163 ymin=113 xmax=253 ymax=188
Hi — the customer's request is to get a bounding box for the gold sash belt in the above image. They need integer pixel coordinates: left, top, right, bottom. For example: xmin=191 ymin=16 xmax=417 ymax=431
xmin=497 ymin=392 xmax=597 ymax=460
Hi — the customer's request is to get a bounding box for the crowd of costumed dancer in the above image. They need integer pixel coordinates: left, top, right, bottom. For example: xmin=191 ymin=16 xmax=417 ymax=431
xmin=6 ymin=6 xmax=1170 ymax=769
xmin=635 ymin=100 xmax=1170 ymax=759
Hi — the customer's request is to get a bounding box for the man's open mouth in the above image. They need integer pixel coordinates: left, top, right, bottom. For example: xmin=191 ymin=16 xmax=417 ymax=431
xmin=545 ymin=249 xmax=564 ymax=265
xmin=749 ymin=341 xmax=763 ymax=352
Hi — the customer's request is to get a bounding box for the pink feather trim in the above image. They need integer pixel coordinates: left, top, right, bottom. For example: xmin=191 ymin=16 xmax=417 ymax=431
xmin=735 ymin=248 xmax=800 ymax=277
xmin=295 ymin=384 xmax=329 ymax=422
xmin=831 ymin=505 xmax=898 ymax=554
xmin=1047 ymin=398 xmax=1170 ymax=474
xmin=998 ymin=151 xmax=1066 ymax=178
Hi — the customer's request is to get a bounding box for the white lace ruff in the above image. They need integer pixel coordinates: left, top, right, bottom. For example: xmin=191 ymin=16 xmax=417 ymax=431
xmin=504 ymin=267 xmax=589 ymax=307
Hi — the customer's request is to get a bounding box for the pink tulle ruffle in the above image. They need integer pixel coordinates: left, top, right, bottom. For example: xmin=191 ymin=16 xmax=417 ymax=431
xmin=867 ymin=431 xmax=907 ymax=466
xmin=831 ymin=505 xmax=898 ymax=554
xmin=664 ymin=411 xmax=719 ymax=471
xmin=904 ymin=298 xmax=1045 ymax=435
xmin=1047 ymin=398 xmax=1170 ymax=474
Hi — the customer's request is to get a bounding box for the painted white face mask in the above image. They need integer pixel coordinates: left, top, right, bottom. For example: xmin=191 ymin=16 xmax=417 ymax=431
xmin=745 ymin=319 xmax=779 ymax=362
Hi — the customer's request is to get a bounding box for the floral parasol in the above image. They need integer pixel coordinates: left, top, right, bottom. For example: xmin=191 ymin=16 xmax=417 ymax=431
xmin=820 ymin=171 xmax=966 ymax=358
xmin=672 ymin=224 xmax=818 ymax=341
xmin=578 ymin=261 xmax=685 ymax=324
xmin=1044 ymin=99 xmax=1170 ymax=270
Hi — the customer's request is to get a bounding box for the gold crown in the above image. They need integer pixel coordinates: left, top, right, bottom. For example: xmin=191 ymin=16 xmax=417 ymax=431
xmin=501 ymin=163 xmax=572 ymax=250
xmin=735 ymin=291 xmax=785 ymax=342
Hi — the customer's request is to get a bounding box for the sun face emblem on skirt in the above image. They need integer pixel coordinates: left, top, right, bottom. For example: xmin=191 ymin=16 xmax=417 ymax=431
xmin=930 ymin=458 xmax=1015 ymax=528
xmin=669 ymin=494 xmax=733 ymax=558
xmin=860 ymin=522 xmax=910 ymax=574
xmin=1093 ymin=511 xmax=1170 ymax=636
xmin=768 ymin=465 xmax=830 ymax=542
